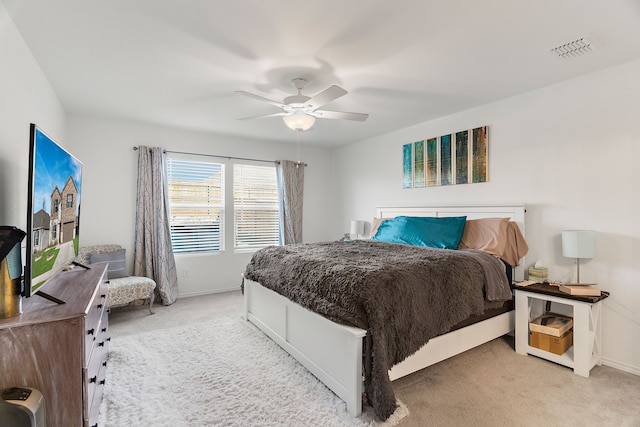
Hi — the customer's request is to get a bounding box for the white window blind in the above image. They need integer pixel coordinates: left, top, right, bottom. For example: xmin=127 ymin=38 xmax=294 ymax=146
xmin=233 ymin=163 xmax=280 ymax=250
xmin=167 ymin=158 xmax=225 ymax=253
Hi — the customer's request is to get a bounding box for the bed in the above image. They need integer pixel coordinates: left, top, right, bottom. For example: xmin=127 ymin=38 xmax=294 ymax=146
xmin=243 ymin=204 xmax=527 ymax=420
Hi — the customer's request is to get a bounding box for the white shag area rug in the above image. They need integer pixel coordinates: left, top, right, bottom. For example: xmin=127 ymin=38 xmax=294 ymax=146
xmin=99 ymin=316 xmax=408 ymax=427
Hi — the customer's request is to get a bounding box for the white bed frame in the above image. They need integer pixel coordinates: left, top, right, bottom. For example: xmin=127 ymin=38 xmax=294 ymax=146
xmin=244 ymin=204 xmax=525 ymax=417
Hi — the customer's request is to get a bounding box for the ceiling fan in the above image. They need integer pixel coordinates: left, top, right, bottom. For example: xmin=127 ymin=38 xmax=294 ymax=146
xmin=236 ymin=78 xmax=369 ymax=132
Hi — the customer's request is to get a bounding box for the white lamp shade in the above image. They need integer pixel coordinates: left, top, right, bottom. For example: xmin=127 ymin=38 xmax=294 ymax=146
xmin=350 ymin=220 xmax=365 ymax=236
xmin=562 ymin=230 xmax=595 ymax=258
xmin=283 ymin=112 xmax=316 ymax=131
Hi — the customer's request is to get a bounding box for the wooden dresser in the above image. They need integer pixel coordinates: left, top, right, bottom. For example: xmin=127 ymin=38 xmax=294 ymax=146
xmin=0 ymin=264 xmax=109 ymax=427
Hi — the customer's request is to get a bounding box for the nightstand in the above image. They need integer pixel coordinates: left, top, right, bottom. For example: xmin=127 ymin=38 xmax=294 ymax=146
xmin=514 ymin=283 xmax=609 ymax=377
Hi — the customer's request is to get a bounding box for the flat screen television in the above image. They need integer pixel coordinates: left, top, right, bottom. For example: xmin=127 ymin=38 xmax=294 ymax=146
xmin=24 ymin=123 xmax=83 ymax=302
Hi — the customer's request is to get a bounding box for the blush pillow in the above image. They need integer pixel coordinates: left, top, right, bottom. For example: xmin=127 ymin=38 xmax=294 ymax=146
xmin=371 ymin=216 xmax=467 ymax=249
xmin=89 ymin=248 xmax=128 ymax=279
xmin=458 ymin=217 xmax=510 ymax=256
xmin=501 ymin=221 xmax=529 ymax=266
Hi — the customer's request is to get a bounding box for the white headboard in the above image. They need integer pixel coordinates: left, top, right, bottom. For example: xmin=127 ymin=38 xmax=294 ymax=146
xmin=375 ymin=204 xmax=526 ymax=280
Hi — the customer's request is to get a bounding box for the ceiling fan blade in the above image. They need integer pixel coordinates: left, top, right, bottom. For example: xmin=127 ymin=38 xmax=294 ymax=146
xmin=236 ymin=91 xmax=286 ymax=109
xmin=311 ymin=110 xmax=369 ymax=121
xmin=237 ymin=112 xmax=287 ymax=121
xmin=303 ymin=85 xmax=347 ymax=110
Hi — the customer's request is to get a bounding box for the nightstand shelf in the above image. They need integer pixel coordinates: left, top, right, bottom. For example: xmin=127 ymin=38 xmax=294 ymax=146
xmin=514 ymin=283 xmax=609 ymax=377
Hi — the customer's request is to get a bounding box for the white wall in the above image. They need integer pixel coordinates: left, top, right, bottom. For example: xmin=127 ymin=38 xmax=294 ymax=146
xmin=332 ymin=59 xmax=640 ymax=375
xmin=0 ymin=2 xmax=66 ymax=230
xmin=65 ymin=116 xmax=334 ymax=297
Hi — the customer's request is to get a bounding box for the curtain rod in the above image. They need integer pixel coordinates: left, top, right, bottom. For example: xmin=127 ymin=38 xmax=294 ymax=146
xmin=133 ymin=147 xmax=307 ymax=166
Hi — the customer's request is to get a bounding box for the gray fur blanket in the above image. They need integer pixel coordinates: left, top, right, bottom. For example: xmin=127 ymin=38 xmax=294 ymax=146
xmin=243 ymin=240 xmax=512 ymax=420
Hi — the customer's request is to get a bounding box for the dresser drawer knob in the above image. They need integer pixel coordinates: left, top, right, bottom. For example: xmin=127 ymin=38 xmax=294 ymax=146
xmin=87 ymin=328 xmax=95 ymax=336
xmin=98 ymin=341 xmax=105 ymax=347
xmin=97 ymin=304 xmax=103 ymax=309
xmin=89 ymin=376 xmax=97 ymax=383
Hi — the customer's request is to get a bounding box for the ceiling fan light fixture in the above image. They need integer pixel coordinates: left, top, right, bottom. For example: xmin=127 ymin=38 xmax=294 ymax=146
xmin=283 ymin=111 xmax=315 ymax=131
xmin=237 ymin=77 xmax=367 ymax=129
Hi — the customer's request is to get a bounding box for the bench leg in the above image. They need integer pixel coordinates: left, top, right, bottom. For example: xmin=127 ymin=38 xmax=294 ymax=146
xmin=148 ymin=291 xmax=155 ymax=315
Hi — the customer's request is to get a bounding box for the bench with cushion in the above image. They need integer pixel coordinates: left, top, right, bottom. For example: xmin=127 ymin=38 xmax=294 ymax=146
xmin=77 ymin=244 xmax=156 ymax=314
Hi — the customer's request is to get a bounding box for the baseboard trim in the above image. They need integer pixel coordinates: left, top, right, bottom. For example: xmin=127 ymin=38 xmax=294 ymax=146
xmin=180 ymin=287 xmax=241 ymax=299
xmin=601 ymin=357 xmax=640 ymax=376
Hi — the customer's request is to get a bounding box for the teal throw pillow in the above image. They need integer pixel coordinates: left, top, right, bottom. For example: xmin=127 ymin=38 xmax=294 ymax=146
xmin=371 ymin=216 xmax=467 ymax=249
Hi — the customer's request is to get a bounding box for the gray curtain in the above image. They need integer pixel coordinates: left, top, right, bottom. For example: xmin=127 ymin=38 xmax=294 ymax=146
xmin=276 ymin=160 xmax=304 ymax=244
xmin=134 ymin=146 xmax=179 ymax=305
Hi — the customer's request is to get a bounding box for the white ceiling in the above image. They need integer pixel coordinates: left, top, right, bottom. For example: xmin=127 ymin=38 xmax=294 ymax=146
xmin=4 ymin=0 xmax=640 ymax=148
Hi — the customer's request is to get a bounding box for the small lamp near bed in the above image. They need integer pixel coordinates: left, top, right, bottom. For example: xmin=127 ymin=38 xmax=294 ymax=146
xmin=350 ymin=220 xmax=365 ymax=240
xmin=561 ymin=230 xmax=595 ymax=284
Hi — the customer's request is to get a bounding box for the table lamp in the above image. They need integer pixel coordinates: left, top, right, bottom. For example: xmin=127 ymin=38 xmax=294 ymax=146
xmin=350 ymin=220 xmax=365 ymax=240
xmin=561 ymin=230 xmax=595 ymax=285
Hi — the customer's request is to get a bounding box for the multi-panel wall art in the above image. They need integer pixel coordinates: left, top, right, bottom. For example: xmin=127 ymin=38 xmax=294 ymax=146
xmin=403 ymin=126 xmax=488 ymax=189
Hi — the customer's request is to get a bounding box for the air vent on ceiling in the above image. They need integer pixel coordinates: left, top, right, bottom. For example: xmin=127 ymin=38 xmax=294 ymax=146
xmin=550 ymin=37 xmax=592 ymax=58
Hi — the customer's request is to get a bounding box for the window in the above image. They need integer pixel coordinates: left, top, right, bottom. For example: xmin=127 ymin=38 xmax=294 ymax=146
xmin=167 ymin=158 xmax=225 ymax=253
xmin=166 ymin=155 xmax=281 ymax=254
xmin=66 ymin=194 xmax=73 ymax=208
xmin=233 ymin=163 xmax=280 ymax=250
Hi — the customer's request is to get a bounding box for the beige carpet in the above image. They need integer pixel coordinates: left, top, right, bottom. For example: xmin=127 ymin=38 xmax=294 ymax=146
xmin=108 ymin=291 xmax=640 ymax=427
